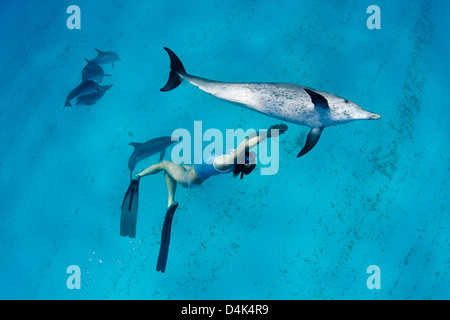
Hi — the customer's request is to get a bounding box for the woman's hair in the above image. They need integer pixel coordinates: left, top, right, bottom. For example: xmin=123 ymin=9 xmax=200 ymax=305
xmin=232 ymin=148 xmax=256 ymax=179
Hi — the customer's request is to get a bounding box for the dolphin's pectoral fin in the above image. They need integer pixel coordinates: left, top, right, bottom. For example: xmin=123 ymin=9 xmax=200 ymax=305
xmin=159 ymin=149 xmax=166 ymax=161
xmin=297 ymin=127 xmax=324 ymax=157
xmin=304 ymin=88 xmax=330 ymax=109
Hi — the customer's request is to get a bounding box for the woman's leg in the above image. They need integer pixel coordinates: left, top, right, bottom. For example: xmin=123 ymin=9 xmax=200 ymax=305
xmin=136 ymin=161 xmax=166 ymax=177
xmin=164 ymin=172 xmax=177 ymax=208
xmin=137 ymin=160 xmax=189 ymax=188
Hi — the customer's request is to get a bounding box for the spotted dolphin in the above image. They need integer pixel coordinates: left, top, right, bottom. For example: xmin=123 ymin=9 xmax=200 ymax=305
xmin=160 ymin=47 xmax=380 ymax=157
xmin=128 ymin=136 xmax=181 ymax=181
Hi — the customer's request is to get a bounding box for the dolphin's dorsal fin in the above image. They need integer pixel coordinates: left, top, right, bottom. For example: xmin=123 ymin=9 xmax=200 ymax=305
xmin=304 ymin=88 xmax=329 ymax=109
xmin=129 ymin=142 xmax=142 ymax=149
xmin=159 ymin=149 xmax=166 ymax=161
xmin=297 ymin=127 xmax=324 ymax=157
xmin=95 ymin=49 xmax=104 ymax=55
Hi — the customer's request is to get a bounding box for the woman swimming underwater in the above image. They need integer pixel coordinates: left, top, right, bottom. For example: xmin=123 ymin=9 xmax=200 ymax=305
xmin=120 ymin=123 xmax=288 ymax=273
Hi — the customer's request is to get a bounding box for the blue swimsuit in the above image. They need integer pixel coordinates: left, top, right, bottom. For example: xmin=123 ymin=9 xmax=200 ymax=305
xmin=193 ymin=150 xmax=235 ymax=181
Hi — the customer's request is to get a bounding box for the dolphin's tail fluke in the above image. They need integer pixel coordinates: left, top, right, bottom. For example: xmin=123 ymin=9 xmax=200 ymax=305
xmin=65 ymin=100 xmax=72 ymax=108
xmin=128 ymin=143 xmax=140 ymax=181
xmin=160 ymin=47 xmax=187 ymax=92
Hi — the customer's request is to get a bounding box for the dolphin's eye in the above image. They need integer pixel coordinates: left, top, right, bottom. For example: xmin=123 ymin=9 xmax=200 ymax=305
xmin=344 ymin=99 xmax=349 ymax=103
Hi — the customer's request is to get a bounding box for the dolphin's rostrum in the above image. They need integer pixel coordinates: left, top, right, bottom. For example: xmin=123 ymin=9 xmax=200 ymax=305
xmin=160 ymin=47 xmax=380 ymax=157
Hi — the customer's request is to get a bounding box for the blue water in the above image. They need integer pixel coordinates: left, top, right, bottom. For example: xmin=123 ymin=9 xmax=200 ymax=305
xmin=0 ymin=0 xmax=448 ymax=300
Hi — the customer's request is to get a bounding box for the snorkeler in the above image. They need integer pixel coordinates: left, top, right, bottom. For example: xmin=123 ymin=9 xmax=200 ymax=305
xmin=120 ymin=123 xmax=288 ymax=273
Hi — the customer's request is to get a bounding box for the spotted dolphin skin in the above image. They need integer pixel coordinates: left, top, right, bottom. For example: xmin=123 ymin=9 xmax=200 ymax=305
xmin=160 ymin=47 xmax=380 ymax=157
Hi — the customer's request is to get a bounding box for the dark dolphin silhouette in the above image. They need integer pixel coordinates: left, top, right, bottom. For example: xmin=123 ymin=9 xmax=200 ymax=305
xmin=81 ymin=64 xmax=111 ymax=83
xmin=76 ymin=84 xmax=113 ymax=106
xmin=128 ymin=136 xmax=182 ymax=180
xmin=84 ymin=49 xmax=121 ymax=70
xmin=65 ymin=80 xmax=101 ymax=107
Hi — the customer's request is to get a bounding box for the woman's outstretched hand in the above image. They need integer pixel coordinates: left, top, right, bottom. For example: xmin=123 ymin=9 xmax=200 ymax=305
xmin=267 ymin=124 xmax=288 ymax=137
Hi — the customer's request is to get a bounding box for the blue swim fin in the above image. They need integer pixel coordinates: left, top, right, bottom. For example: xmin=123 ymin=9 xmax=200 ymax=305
xmin=156 ymin=201 xmax=179 ymax=273
xmin=120 ymin=179 xmax=140 ymax=238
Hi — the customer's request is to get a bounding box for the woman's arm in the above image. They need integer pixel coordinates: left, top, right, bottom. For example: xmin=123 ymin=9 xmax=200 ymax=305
xmin=216 ymin=124 xmax=288 ymax=168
